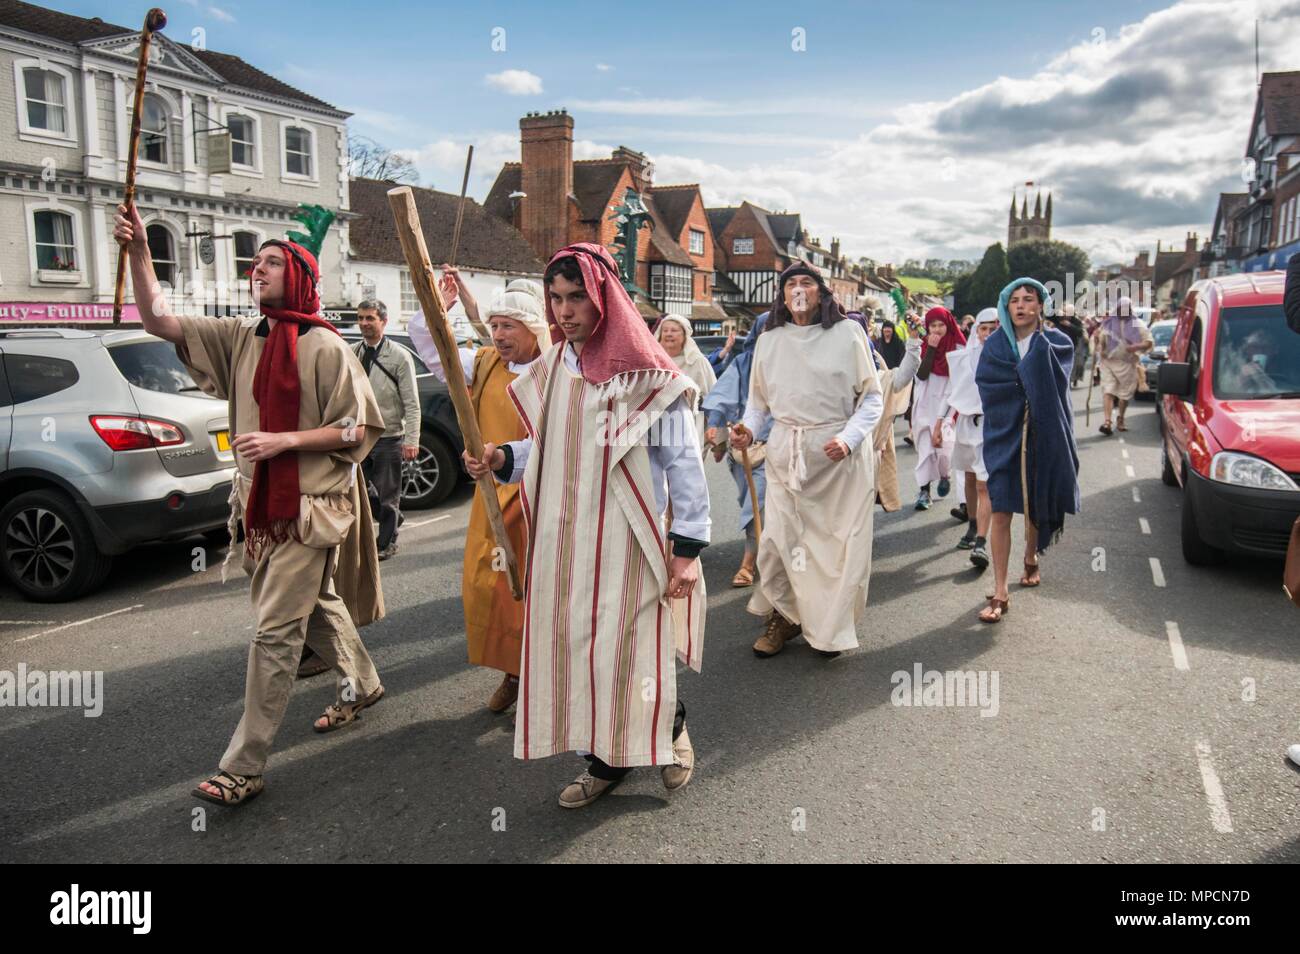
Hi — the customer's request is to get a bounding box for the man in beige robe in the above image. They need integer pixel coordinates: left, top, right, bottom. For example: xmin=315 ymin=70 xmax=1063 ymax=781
xmin=1094 ymin=296 xmax=1153 ymax=435
xmin=115 ymin=203 xmax=386 ymax=808
xmin=872 ymin=333 xmax=922 ymax=512
xmin=733 ymin=264 xmax=883 ymax=658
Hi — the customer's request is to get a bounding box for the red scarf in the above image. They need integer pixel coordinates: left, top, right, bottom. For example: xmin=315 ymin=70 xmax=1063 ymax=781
xmin=545 ymin=243 xmax=680 ymax=389
xmin=244 ymin=240 xmax=339 ymax=556
xmin=920 ymin=306 xmax=966 ymax=377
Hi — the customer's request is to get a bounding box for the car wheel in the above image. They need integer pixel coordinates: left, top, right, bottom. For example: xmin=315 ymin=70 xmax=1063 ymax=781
xmin=0 ymin=489 xmax=114 ymax=602
xmin=1160 ymin=440 xmax=1178 ymax=487
xmin=1179 ymin=489 xmax=1222 ymax=566
xmin=401 ymin=433 xmax=457 ymax=509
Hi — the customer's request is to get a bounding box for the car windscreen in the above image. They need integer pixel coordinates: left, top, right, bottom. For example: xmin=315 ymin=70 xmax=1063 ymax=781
xmin=1150 ymin=324 xmax=1175 ymax=349
xmin=1211 ymin=304 xmax=1300 ymax=400
xmin=108 ymin=340 xmax=202 ymax=395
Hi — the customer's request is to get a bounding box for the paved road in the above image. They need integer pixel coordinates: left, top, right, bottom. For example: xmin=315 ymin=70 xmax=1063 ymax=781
xmin=2 ymin=392 xmax=1297 ymax=862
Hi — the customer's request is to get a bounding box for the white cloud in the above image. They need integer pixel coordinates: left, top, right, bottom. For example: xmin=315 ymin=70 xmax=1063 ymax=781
xmin=631 ymin=0 xmax=1300 ymax=266
xmin=485 ymin=69 xmax=543 ymax=95
xmin=208 ymin=6 xmax=235 ymax=23
xmin=595 ymin=63 xmax=613 ymax=72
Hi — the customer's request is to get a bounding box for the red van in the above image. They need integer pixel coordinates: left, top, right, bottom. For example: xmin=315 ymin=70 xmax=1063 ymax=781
xmin=1157 ymin=270 xmax=1300 ymax=564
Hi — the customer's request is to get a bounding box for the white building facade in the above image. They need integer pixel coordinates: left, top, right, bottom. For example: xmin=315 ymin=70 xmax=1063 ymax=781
xmin=0 ymin=4 xmax=352 ymax=322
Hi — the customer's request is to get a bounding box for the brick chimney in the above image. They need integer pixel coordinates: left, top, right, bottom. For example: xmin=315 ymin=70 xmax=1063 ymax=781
xmin=611 ymin=146 xmax=652 ymax=192
xmin=1136 ymin=251 xmax=1150 ymax=269
xmin=520 ymin=110 xmax=574 ymax=259
xmin=831 ymin=237 xmax=840 ymax=262
xmin=1185 ymin=232 xmax=1198 ymax=256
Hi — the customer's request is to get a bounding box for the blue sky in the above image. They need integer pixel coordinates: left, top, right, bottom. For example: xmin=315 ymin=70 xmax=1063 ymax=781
xmin=75 ymin=1 xmax=1300 ymax=265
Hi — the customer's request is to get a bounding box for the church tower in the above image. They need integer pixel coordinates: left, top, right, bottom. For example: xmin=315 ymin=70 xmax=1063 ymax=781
xmin=1008 ymin=188 xmax=1053 ymax=246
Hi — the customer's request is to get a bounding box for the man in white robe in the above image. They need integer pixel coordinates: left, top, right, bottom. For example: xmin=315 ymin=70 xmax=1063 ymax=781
xmin=732 ymin=263 xmax=883 ymax=658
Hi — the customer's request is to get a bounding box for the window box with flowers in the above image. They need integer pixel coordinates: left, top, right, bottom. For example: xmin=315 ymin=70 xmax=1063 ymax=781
xmin=33 ymin=208 xmax=82 ymax=282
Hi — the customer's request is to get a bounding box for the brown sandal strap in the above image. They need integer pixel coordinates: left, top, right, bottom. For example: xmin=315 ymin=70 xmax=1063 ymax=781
xmin=979 ymin=597 xmax=1009 ymax=622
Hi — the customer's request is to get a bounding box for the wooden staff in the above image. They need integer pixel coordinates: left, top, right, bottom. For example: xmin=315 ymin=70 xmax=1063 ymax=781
xmin=446 ymin=145 xmax=491 ymax=342
xmin=1085 ymin=330 xmax=1103 ymax=426
xmin=731 ymin=422 xmax=762 ymax=540
xmin=387 ymin=186 xmax=523 ymax=600
xmin=112 ymin=8 xmax=167 ymax=324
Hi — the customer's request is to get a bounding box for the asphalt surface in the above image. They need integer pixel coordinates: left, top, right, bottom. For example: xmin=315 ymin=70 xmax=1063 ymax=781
xmin=2 ymin=392 xmax=1298 ymax=863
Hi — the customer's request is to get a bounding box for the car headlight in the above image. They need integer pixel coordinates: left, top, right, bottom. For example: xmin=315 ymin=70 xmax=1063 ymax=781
xmin=1209 ymin=452 xmax=1299 ymax=491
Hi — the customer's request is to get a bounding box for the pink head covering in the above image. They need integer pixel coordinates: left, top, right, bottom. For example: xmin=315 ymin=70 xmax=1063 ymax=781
xmin=545 ymin=243 xmax=684 ymax=396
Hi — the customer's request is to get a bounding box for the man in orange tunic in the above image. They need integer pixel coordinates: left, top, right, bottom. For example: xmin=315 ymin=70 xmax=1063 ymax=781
xmin=408 ymin=268 xmax=548 ymax=712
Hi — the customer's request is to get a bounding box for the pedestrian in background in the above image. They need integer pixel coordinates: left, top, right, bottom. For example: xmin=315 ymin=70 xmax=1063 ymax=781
xmin=354 ymin=299 xmax=421 ymax=561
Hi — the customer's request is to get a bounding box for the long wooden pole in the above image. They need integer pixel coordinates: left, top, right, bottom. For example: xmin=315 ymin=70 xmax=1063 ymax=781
xmin=112 ymin=8 xmax=167 ymax=325
xmin=449 ymin=145 xmax=473 ymax=269
xmin=446 ymin=146 xmax=491 ymax=341
xmin=732 ymin=422 xmax=762 ymax=540
xmin=387 ymin=186 xmax=523 ymax=600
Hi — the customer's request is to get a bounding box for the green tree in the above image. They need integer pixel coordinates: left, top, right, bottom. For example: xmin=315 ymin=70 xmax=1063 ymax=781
xmin=1006 ymin=239 xmax=1090 ymax=298
xmin=954 ymin=242 xmax=1010 ymax=315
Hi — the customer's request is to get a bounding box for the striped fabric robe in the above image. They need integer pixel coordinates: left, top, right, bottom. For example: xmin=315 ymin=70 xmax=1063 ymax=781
xmin=508 ymin=348 xmax=706 ymax=768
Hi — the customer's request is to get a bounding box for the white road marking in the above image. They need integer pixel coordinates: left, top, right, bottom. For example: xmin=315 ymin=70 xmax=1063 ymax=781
xmin=1121 ymin=448 xmax=1130 ymax=459
xmin=0 ymin=620 xmax=60 ymax=626
xmin=1139 ymin=517 xmax=1151 ymax=535
xmin=1165 ymin=620 xmax=1189 ymax=671
xmin=405 ymin=514 xmax=453 ymax=529
xmin=1149 ymin=557 xmax=1166 ymax=588
xmin=1125 ymin=465 xmax=1136 ymax=478
xmin=14 ymin=604 xmax=144 ymax=643
xmin=1194 ymin=741 xmax=1233 ymax=833
xmin=1118 ymin=436 xmax=1125 ymax=444
xmin=1132 ymin=486 xmax=1141 ymax=503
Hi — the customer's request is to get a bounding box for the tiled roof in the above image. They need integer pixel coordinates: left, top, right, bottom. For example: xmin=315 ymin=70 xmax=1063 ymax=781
xmin=648 ymin=184 xmax=699 ymax=239
xmin=349 ymin=177 xmax=545 ymax=275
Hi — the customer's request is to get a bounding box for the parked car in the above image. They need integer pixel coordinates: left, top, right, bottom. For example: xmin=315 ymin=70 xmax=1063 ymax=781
xmin=1156 ymin=271 xmax=1300 ymax=564
xmin=337 ymin=329 xmax=466 ymax=508
xmin=1139 ymin=319 xmax=1177 ymax=397
xmin=0 ymin=328 xmax=235 ymax=602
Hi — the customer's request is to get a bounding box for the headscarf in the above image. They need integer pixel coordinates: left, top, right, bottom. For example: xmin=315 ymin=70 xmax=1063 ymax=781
xmin=920 ymin=306 xmax=966 ymax=377
xmin=996 ymin=277 xmax=1052 ymax=362
xmin=486 ymin=278 xmax=549 ymax=356
xmin=655 ymin=313 xmax=716 ymax=409
xmin=1100 ymin=296 xmax=1145 ymax=347
xmin=767 ymin=262 xmax=846 ymax=330
xmin=946 ymin=307 xmax=998 ymax=416
xmin=245 ymin=239 xmax=340 ymax=557
xmin=545 ymin=243 xmax=683 ymax=400
xmin=877 ymin=321 xmax=906 ymax=368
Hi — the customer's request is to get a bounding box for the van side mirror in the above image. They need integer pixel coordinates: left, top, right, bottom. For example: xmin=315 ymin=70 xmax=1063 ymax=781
xmin=1158 ymin=361 xmax=1193 ymax=399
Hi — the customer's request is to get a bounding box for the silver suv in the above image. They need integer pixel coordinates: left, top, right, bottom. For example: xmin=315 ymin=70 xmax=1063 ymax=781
xmin=0 ymin=329 xmax=235 ymax=602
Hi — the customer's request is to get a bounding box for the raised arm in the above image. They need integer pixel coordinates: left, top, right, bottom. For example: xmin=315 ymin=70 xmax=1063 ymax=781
xmin=113 ymin=202 xmax=183 ymax=344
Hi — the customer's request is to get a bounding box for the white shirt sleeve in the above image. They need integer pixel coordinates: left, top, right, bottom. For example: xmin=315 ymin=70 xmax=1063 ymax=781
xmin=650 ymin=396 xmax=711 ymax=543
xmin=893 ymin=337 xmax=922 ymax=389
xmin=408 ymin=309 xmax=476 ymax=384
xmin=496 ymin=438 xmax=532 ymax=484
xmin=836 ymin=392 xmax=884 ymax=453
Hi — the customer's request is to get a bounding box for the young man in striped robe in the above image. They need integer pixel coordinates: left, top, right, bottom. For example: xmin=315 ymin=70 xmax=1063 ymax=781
xmin=465 ymin=243 xmax=710 ymax=809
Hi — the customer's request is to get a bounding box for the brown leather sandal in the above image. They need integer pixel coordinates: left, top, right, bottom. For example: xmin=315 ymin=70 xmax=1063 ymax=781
xmin=731 ymin=565 xmax=755 ymax=587
xmin=1020 ymin=560 xmax=1041 ymax=587
xmin=192 ymin=770 xmax=264 ymax=807
xmin=978 ymin=597 xmax=1010 ymax=624
xmin=313 ymin=684 xmax=385 ymax=733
